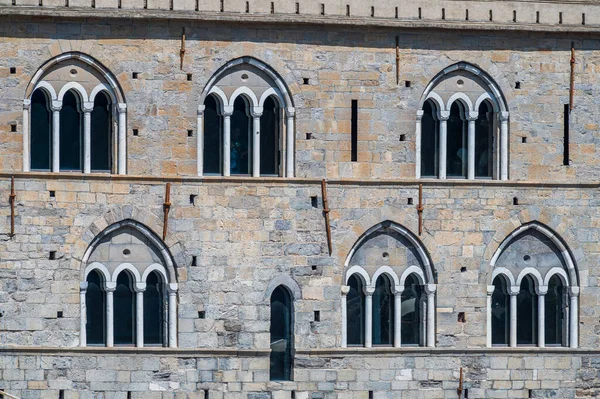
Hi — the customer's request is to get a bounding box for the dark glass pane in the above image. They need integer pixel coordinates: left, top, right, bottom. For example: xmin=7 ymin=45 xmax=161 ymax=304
xmin=114 ymin=272 xmax=136 ymax=345
xmin=517 ymin=275 xmax=537 ymax=345
xmin=91 ymin=92 xmax=111 ymax=172
xmin=260 ymin=96 xmax=279 ymax=176
xmin=447 ymin=102 xmax=467 ymax=178
xmin=372 ymin=275 xmax=394 ymax=346
xmin=347 ymin=274 xmax=365 ymax=346
xmin=203 ymin=95 xmax=222 ymax=174
xmin=475 ymin=101 xmax=493 ymax=178
xmin=59 ymin=90 xmax=82 ymax=171
xmin=86 ymin=270 xmax=106 ymax=345
xmin=231 ymin=96 xmax=250 ymax=175
xmin=30 ymin=89 xmax=52 ymax=171
xmin=401 ymin=274 xmax=422 ymax=345
xmin=491 ymin=276 xmax=510 ymax=345
xmin=270 ymin=286 xmax=292 ymax=381
xmin=144 ymin=271 xmax=164 ymax=346
xmin=545 ymin=275 xmax=565 ymax=346
xmin=420 ymin=100 xmax=438 ymax=177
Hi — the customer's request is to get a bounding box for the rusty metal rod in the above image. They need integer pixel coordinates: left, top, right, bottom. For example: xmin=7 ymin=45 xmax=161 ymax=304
xmin=570 ymin=42 xmax=575 ymax=112
xmin=457 ymin=367 xmax=463 ymax=399
xmin=9 ymin=175 xmax=15 ymax=238
xmin=396 ymin=36 xmax=400 ymax=85
xmin=163 ymin=182 xmax=171 ymax=241
xmin=180 ymin=27 xmax=186 ymax=70
xmin=321 ymin=179 xmax=332 ymax=255
xmin=417 ymin=183 xmax=424 ymax=236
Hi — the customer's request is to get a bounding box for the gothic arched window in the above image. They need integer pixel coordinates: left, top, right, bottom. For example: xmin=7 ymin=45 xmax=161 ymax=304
xmin=346 ymin=274 xmax=365 ymax=346
xmin=401 ymin=274 xmax=423 ymax=346
xmin=270 ymin=285 xmax=293 ymax=381
xmin=114 ymin=271 xmax=136 ymax=345
xmin=203 ymin=94 xmax=222 ymax=175
xmin=446 ymin=101 xmax=467 ymax=178
xmin=59 ymin=90 xmax=83 ymax=171
xmin=372 ymin=274 xmax=394 ymax=346
xmin=491 ymin=275 xmax=510 ymax=346
xmin=230 ymin=96 xmax=251 ymax=175
xmin=260 ymin=96 xmax=281 ymax=176
xmin=420 ymin=100 xmax=438 ymax=178
xmin=545 ymin=275 xmax=566 ymax=346
xmin=144 ymin=271 xmax=165 ymax=346
xmin=475 ymin=100 xmax=494 ymax=179
xmin=517 ymin=275 xmax=538 ymax=346
xmin=30 ymin=89 xmax=52 ymax=171
xmin=91 ymin=91 xmax=112 ymax=172
xmin=85 ymin=270 xmax=106 ymax=345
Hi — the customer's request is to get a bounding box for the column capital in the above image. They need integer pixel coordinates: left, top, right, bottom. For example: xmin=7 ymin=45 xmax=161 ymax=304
xmin=23 ymin=99 xmax=31 ymax=110
xmin=51 ymin=100 xmax=62 ymax=112
xmin=341 ymin=285 xmax=350 ymax=296
xmin=424 ymin=284 xmax=436 ymax=295
xmin=222 ymin=105 xmax=234 ymax=117
xmin=569 ymin=286 xmax=580 ymax=297
xmin=251 ymin=107 xmax=263 ymax=118
xmin=394 ymin=286 xmax=404 ymax=295
xmin=167 ymin=283 xmax=179 ymax=293
xmin=117 ymin=103 xmax=127 ymax=112
xmin=437 ymin=110 xmax=450 ymax=121
xmin=364 ymin=287 xmax=375 ymax=296
xmin=80 ymin=282 xmax=88 ymax=292
xmin=535 ymin=285 xmax=548 ymax=296
xmin=285 ymin=107 xmax=295 ymax=118
xmin=509 ymin=287 xmax=520 ymax=296
xmin=416 ymin=110 xmax=424 ymax=121
xmin=134 ymin=282 xmax=147 ymax=293
xmin=487 ymin=285 xmax=495 ymax=295
xmin=83 ymin=102 xmax=94 ymax=113
xmin=466 ymin=111 xmax=479 ymax=121
xmin=105 ymin=282 xmax=117 ymax=292
xmin=499 ymin=111 xmax=509 ymax=122
xmin=197 ymin=104 xmax=206 ymax=116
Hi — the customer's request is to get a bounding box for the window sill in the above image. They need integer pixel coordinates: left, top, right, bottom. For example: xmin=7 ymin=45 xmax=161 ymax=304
xmin=295 ymin=347 xmax=584 ymax=355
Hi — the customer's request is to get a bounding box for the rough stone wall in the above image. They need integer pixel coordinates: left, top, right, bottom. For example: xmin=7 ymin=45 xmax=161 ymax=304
xmin=0 ymin=18 xmax=599 ymax=181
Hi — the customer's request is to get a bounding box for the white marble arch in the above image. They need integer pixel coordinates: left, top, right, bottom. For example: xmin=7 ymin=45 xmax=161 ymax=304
xmin=486 ymin=221 xmax=580 ymax=349
xmin=341 ymin=221 xmax=436 ymax=349
xmin=23 ymin=51 xmax=127 ymax=174
xmin=416 ymin=61 xmax=509 ymax=180
xmin=80 ymin=219 xmax=178 ymax=349
xmin=198 ymin=56 xmax=295 ymax=178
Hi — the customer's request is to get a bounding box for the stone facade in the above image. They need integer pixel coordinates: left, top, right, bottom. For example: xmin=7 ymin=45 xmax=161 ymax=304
xmin=1 ymin=2 xmax=600 ymax=399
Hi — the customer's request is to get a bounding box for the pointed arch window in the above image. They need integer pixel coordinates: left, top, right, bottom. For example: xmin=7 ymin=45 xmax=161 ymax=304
xmin=491 ymin=275 xmax=510 ymax=346
xmin=416 ymin=62 xmax=509 ymax=180
xmin=23 ymin=52 xmax=127 ymax=174
xmin=545 ymin=275 xmax=566 ymax=346
xmin=114 ymin=271 xmax=136 ymax=345
xmin=198 ymin=57 xmax=295 ymax=178
xmin=144 ymin=271 xmax=165 ymax=346
xmin=270 ymin=285 xmax=293 ymax=381
xmin=85 ymin=270 xmax=106 ymax=346
xmin=372 ymin=274 xmax=394 ymax=346
xmin=346 ymin=274 xmax=365 ymax=346
xmin=401 ymin=274 xmax=423 ymax=346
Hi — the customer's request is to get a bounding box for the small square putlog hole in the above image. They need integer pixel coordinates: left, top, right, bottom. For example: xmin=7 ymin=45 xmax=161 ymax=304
xmin=9 ymin=67 xmax=16 ymax=74
xmin=314 ymin=310 xmax=320 ymax=321
xmin=311 ymin=196 xmax=318 ymax=208
xmin=57 ymin=311 xmax=63 ymax=318
xmin=458 ymin=312 xmax=466 ymax=323
xmin=10 ymin=124 xmax=17 ymax=132
xmin=198 ymin=311 xmax=206 ymax=319
xmin=49 ymin=251 xmax=56 ymax=260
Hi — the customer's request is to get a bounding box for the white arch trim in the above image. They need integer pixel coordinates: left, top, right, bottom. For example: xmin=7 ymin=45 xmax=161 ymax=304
xmin=543 ymin=267 xmax=570 ymax=287
xmin=207 ymin=86 xmax=229 ymax=111
xmin=89 ymin=83 xmax=116 ymax=104
xmin=84 ymin=262 xmax=111 ymax=283
xmin=491 ymin=267 xmax=516 ymax=288
xmin=516 ymin=267 xmax=544 ymax=288
xmin=58 ymin=81 xmax=89 ymax=103
xmin=258 ymin=87 xmax=285 ymax=108
xmin=446 ymin=92 xmax=474 ymax=112
xmin=229 ymin=86 xmax=260 ymax=108
xmin=111 ymin=262 xmax=142 ymax=283
xmin=370 ymin=266 xmax=400 ymax=290
xmin=474 ymin=92 xmax=499 ymax=113
xmin=141 ymin=263 xmax=169 ymax=284
xmin=345 ymin=265 xmax=371 ymax=286
xmin=33 ymin=81 xmax=58 ymax=101
xmin=399 ymin=265 xmax=426 ymax=286
xmin=489 ymin=222 xmax=578 ymax=285
xmin=424 ymin=91 xmax=445 ymax=112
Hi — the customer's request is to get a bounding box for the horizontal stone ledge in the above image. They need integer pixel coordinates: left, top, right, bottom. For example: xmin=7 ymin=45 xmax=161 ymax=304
xmin=295 ymin=347 xmax=600 ymax=356
xmin=0 ymin=6 xmax=599 ymax=35
xmin=0 ymin=346 xmax=270 ymax=357
xmin=0 ymin=171 xmax=598 ymax=189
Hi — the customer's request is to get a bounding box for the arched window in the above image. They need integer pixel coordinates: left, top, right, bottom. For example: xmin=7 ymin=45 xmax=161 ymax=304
xmin=420 ymin=100 xmax=438 ymax=178
xmin=60 ymin=90 xmax=83 ymax=171
xmin=114 ymin=271 xmax=136 ymax=345
xmin=372 ymin=274 xmax=394 ymax=346
xmin=91 ymin=91 xmax=112 ymax=172
xmin=144 ymin=271 xmax=165 ymax=346
xmin=475 ymin=101 xmax=493 ymax=179
xmin=346 ymin=274 xmax=365 ymax=346
xmin=517 ymin=275 xmax=538 ymax=346
xmin=30 ymin=89 xmax=52 ymax=171
xmin=85 ymin=270 xmax=106 ymax=346
xmin=446 ymin=102 xmax=467 ymax=178
xmin=491 ymin=275 xmax=510 ymax=346
xmin=231 ymin=96 xmax=251 ymax=175
xmin=545 ymin=275 xmax=566 ymax=346
xmin=417 ymin=62 xmax=509 ymax=180
xmin=24 ymin=52 xmax=127 ymax=174
xmin=203 ymin=94 xmax=222 ymax=175
xmin=260 ymin=96 xmax=280 ymax=176
xmin=270 ymin=285 xmax=293 ymax=381
xmin=401 ymin=274 xmax=423 ymax=346
xmin=198 ymin=57 xmax=295 ymax=178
